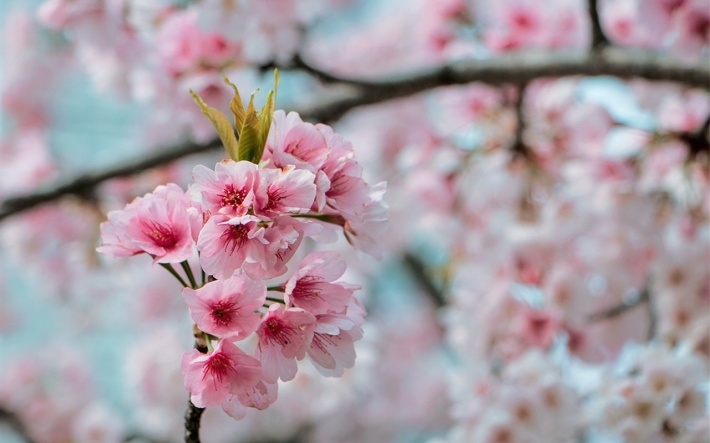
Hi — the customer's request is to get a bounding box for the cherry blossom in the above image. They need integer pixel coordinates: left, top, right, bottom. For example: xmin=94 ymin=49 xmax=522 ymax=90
xmin=253 ymin=165 xmax=317 ymax=219
xmin=256 ymin=304 xmax=316 ymax=383
xmin=181 ymin=339 xmax=262 ymax=418
xmin=191 ymin=160 xmax=259 ymax=218
xmin=97 ymin=183 xmax=202 ymax=263
xmin=183 ymin=275 xmax=266 ymax=339
xmin=284 ymin=251 xmax=358 ymax=315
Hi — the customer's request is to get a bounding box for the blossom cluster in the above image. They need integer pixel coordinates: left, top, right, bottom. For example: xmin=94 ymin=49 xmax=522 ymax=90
xmin=97 ymin=83 xmax=384 ymax=419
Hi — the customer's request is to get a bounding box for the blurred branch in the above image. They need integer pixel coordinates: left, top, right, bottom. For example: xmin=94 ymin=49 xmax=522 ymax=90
xmin=511 ymin=83 xmax=529 ymax=157
xmin=679 ymin=114 xmax=710 ymax=160
xmin=646 ymin=289 xmax=658 ymax=340
xmin=293 ymin=47 xmax=709 ymax=91
xmin=0 ymin=138 xmax=222 ymax=222
xmin=403 ymin=252 xmax=446 ymax=308
xmin=1 ymin=49 xmax=708 ymax=222
xmin=587 ymin=288 xmax=650 ymax=322
xmin=587 ymin=0 xmax=610 ymax=50
xmin=0 ymin=406 xmax=36 ymax=443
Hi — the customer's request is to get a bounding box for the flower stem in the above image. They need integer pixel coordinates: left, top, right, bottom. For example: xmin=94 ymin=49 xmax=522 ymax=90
xmin=267 ymin=285 xmax=285 ymax=292
xmin=160 ymin=263 xmax=190 ymax=288
xmin=201 ymin=268 xmax=206 ymax=286
xmin=181 ymin=261 xmax=198 ymax=289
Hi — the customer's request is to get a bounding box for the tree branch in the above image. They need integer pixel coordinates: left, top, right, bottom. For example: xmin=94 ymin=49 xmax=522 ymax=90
xmin=0 ymin=138 xmax=222 ymax=222
xmin=587 ymin=0 xmax=610 ymax=50
xmin=587 ymin=288 xmax=650 ymax=322
xmin=511 ymin=82 xmax=529 ymax=157
xmin=1 ymin=48 xmax=707 ymax=222
xmin=184 ymin=400 xmax=205 ymax=443
xmin=0 ymin=406 xmax=36 ymax=443
xmin=403 ymin=252 xmax=446 ymax=308
xmin=294 ymin=47 xmax=709 ymax=92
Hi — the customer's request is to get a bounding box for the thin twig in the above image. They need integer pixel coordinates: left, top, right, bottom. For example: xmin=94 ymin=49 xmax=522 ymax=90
xmin=587 ymin=0 xmax=610 ymax=50
xmin=646 ymin=289 xmax=658 ymax=340
xmin=587 ymin=288 xmax=650 ymax=322
xmin=1 ymin=49 xmax=708 ymax=222
xmin=403 ymin=252 xmax=446 ymax=308
xmin=511 ymin=82 xmax=529 ymax=157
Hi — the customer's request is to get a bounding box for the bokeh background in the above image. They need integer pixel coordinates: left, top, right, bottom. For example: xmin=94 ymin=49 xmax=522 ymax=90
xmin=1 ymin=0 xmax=708 ymax=442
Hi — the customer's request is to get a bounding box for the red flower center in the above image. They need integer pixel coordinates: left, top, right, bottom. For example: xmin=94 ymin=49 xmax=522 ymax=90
xmin=221 ymin=223 xmax=250 ymax=255
xmin=203 ymin=351 xmax=237 ymax=386
xmin=142 ymin=221 xmax=178 ymax=249
xmin=220 ymin=184 xmax=248 ymax=211
xmin=211 ymin=300 xmax=239 ymax=328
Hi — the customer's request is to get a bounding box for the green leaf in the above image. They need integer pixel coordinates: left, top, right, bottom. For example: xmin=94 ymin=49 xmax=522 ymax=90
xmin=256 ymin=90 xmax=275 ymax=161
xmin=190 ymin=90 xmax=239 ymax=161
xmin=237 ymin=92 xmax=261 ymax=163
xmin=256 ymin=69 xmax=279 ymax=163
xmin=223 ymin=76 xmax=245 ymax=136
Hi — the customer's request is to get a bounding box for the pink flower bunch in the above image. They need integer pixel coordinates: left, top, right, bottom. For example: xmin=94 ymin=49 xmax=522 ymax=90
xmin=180 ymin=252 xmax=364 ymax=418
xmin=97 ymin=76 xmax=382 ymax=419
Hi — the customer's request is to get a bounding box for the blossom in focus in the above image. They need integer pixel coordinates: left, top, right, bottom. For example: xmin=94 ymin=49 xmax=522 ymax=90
xmin=181 ymin=339 xmax=262 ymax=419
xmin=284 ymin=251 xmax=358 ymax=315
xmin=256 ymin=304 xmax=316 ymax=383
xmin=191 ymin=160 xmax=259 ymax=218
xmin=183 ymin=275 xmax=266 ymax=339
xmin=97 ymin=183 xmax=201 ymax=263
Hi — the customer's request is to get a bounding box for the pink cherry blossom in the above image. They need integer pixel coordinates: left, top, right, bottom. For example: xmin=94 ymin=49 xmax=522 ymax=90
xmin=518 ymin=308 xmax=561 ymax=350
xmin=264 ymin=110 xmax=330 ymax=172
xmin=253 ymin=165 xmax=317 ymax=219
xmin=37 ymin=0 xmax=101 ymax=31
xmin=197 ymin=214 xmax=269 ymax=279
xmin=237 ymin=379 xmax=278 ymax=411
xmin=342 ymin=181 xmax=389 ymax=258
xmin=307 ymin=313 xmax=363 ymax=377
xmin=241 ymin=216 xmax=305 ymax=279
xmin=191 ymin=160 xmax=259 ymax=217
xmin=256 ymin=304 xmax=315 ymax=383
xmin=317 ymin=124 xmax=372 ymax=217
xmin=97 ymin=183 xmax=201 ymax=264
xmin=284 ymin=251 xmax=359 ymax=315
xmin=155 ymin=9 xmax=205 ymax=76
xmin=183 ymin=275 xmax=266 ymax=339
xmin=181 ymin=339 xmax=261 ymax=417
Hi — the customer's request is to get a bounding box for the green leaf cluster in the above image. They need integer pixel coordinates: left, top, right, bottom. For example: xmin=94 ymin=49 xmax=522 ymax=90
xmin=190 ymin=70 xmax=279 ymax=164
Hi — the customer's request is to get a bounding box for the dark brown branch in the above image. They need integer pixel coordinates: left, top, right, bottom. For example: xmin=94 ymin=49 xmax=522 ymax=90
xmin=1 ymin=49 xmax=708 ymax=222
xmin=0 ymin=406 xmax=36 ymax=443
xmin=184 ymin=400 xmax=205 ymax=443
xmin=587 ymin=0 xmax=610 ymax=50
xmin=294 ymin=48 xmax=709 ymax=93
xmin=587 ymin=288 xmax=650 ymax=322
xmin=679 ymin=114 xmax=710 ymax=160
xmin=0 ymin=138 xmax=222 ymax=222
xmin=403 ymin=252 xmax=446 ymax=308
xmin=184 ymin=331 xmax=209 ymax=443
xmin=511 ymin=83 xmax=529 ymax=157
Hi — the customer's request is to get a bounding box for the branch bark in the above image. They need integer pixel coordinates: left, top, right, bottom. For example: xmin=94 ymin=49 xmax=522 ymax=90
xmin=184 ymin=400 xmax=205 ymax=443
xmin=587 ymin=0 xmax=610 ymax=50
xmin=1 ymin=48 xmax=708 ymax=222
